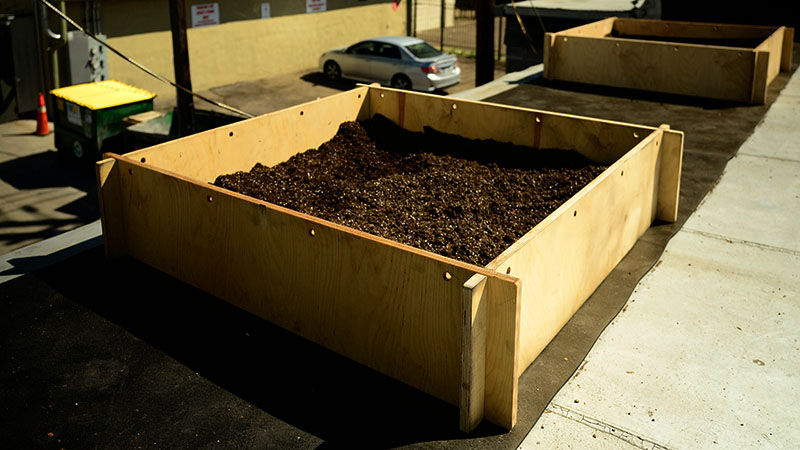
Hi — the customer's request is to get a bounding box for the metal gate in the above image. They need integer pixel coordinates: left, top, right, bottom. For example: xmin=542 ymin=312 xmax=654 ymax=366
xmin=409 ymin=0 xmax=504 ymax=61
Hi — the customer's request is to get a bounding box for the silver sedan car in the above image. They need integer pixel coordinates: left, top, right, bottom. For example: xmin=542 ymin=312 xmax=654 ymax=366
xmin=319 ymin=36 xmax=461 ymax=92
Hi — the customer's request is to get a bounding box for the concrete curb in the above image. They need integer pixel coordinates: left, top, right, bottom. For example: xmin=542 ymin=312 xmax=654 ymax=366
xmin=0 ymin=220 xmax=103 ymax=285
xmin=449 ymin=64 xmax=544 ymax=101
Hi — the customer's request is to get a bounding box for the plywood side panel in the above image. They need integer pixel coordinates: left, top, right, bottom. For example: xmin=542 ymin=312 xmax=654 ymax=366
xmin=368 ymin=87 xmax=652 ymax=164
xmin=547 ymin=35 xmax=756 ymax=102
xmin=111 ymin=155 xmax=524 ymax=408
xmin=95 ymin=158 xmax=126 ymax=259
xmin=123 ymin=87 xmax=371 ymax=182
xmin=756 ymin=27 xmax=786 ymax=85
xmin=487 ymin=131 xmax=662 ymax=374
xmin=612 ymin=18 xmax=776 ymax=40
xmin=535 ymin=113 xmax=648 ymax=164
xmin=369 ymin=88 xmax=537 ymax=147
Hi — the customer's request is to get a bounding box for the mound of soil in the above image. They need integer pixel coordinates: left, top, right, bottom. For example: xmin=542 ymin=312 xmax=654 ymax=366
xmin=214 ymin=115 xmax=608 ymax=266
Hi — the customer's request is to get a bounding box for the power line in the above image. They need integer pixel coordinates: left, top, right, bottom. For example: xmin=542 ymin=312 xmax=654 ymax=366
xmin=38 ymin=0 xmax=255 ymax=119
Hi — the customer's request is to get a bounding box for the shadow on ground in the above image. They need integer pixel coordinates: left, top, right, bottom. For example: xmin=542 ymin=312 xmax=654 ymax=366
xmin=529 ymin=77 xmax=744 ymax=110
xmin=0 ymin=150 xmax=99 ymax=249
xmin=10 ymin=248 xmax=507 ymax=448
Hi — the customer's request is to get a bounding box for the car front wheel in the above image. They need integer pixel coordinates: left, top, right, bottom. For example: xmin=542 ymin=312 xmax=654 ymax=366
xmin=324 ymin=61 xmax=341 ymax=81
xmin=391 ymin=74 xmax=412 ymax=90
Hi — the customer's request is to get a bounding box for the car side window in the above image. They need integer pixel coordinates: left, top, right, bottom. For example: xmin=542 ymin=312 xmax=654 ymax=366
xmin=377 ymin=44 xmax=401 ymax=60
xmin=348 ymin=41 xmax=376 ymax=56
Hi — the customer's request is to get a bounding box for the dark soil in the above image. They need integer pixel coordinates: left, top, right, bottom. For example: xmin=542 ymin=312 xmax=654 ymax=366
xmin=608 ymin=31 xmax=765 ymax=48
xmin=214 ymin=115 xmax=608 ymax=266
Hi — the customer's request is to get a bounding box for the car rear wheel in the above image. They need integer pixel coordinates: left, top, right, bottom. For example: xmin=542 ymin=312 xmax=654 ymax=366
xmin=391 ymin=74 xmax=412 ymax=90
xmin=324 ymin=61 xmax=341 ymax=81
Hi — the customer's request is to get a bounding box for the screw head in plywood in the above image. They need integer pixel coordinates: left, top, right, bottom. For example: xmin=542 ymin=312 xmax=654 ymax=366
xmin=452 ymin=104 xmax=457 ymax=110
xmin=444 ymin=271 xmax=452 ymax=281
xmin=207 ymin=195 xmax=213 ymax=202
xmin=309 ymin=229 xmax=316 ymax=237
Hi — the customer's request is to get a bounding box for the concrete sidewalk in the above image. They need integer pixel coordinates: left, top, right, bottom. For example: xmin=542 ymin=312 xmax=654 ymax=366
xmin=519 ymin=67 xmax=800 ymax=449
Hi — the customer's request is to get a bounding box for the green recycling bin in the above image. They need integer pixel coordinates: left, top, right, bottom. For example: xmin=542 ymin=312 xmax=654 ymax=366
xmin=51 ymin=80 xmax=155 ymax=161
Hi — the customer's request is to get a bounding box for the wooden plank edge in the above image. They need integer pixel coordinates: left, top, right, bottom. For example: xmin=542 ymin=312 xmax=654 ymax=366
xmin=367 ymin=84 xmax=660 ymax=134
xmin=95 ymin=157 xmax=127 ymax=259
xmin=483 ymin=276 xmax=521 ymax=429
xmin=104 ymin=152 xmax=519 ymax=285
xmin=543 ymin=32 xmax=554 ymax=79
xmin=751 ymin=50 xmax=770 ymax=104
xmin=486 ymin=128 xmax=662 ymax=271
xmin=781 ymin=27 xmax=794 ymax=72
xmin=613 ymin=18 xmax=780 ymax=37
xmin=583 ymin=33 xmax=755 ymax=53
xmin=655 ymin=126 xmax=684 ymax=223
xmin=123 ymin=85 xmax=372 ymax=161
xmin=557 ymin=16 xmax=616 ymax=37
xmin=460 ymin=273 xmax=487 ymax=433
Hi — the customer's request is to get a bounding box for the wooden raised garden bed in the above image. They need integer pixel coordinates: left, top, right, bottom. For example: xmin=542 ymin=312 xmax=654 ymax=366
xmin=96 ymin=85 xmax=684 ymax=432
xmin=544 ymin=18 xmax=794 ymax=104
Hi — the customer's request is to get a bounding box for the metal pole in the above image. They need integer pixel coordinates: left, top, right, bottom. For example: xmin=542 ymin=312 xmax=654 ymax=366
xmin=406 ymin=0 xmax=413 ymax=36
xmin=475 ymin=0 xmax=495 ymax=86
xmin=168 ymin=0 xmax=194 ymax=136
xmin=439 ymin=0 xmax=445 ymax=51
xmin=497 ymin=15 xmax=503 ymax=61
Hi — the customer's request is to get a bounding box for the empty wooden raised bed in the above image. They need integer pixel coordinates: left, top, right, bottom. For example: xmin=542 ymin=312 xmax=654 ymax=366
xmin=544 ymin=18 xmax=794 ymax=103
xmin=95 ymin=85 xmax=683 ymax=432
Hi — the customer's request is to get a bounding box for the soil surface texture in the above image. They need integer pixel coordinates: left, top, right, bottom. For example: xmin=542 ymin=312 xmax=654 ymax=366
xmin=214 ymin=115 xmax=607 ymax=266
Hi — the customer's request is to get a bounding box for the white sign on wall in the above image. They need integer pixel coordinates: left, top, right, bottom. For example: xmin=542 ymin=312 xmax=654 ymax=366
xmin=191 ymin=3 xmax=220 ymax=28
xmin=306 ymin=0 xmax=326 ymax=13
xmin=261 ymin=2 xmax=271 ymax=18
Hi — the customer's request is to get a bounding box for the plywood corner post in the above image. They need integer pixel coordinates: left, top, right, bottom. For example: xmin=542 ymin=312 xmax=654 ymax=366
xmin=484 ymin=277 xmax=521 ymax=429
xmin=95 ymin=156 xmax=127 ymax=259
xmin=543 ymin=32 xmax=555 ymax=79
xmin=655 ymin=126 xmax=683 ymax=223
xmin=460 ymin=274 xmax=487 ymax=433
xmin=460 ymin=274 xmax=520 ymax=432
xmin=357 ymin=86 xmax=374 ymax=122
xmin=781 ymin=27 xmax=794 ymax=72
xmin=751 ymin=50 xmax=770 ymax=104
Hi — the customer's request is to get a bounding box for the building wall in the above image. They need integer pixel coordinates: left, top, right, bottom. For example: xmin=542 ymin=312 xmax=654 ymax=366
xmin=65 ymin=1 xmax=405 ymax=104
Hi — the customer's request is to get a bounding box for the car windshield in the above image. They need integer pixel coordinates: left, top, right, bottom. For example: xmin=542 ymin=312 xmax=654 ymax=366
xmin=404 ymin=42 xmax=441 ymax=59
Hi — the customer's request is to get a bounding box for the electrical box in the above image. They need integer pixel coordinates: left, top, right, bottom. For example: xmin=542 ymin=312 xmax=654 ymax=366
xmin=67 ymin=31 xmax=108 ymax=85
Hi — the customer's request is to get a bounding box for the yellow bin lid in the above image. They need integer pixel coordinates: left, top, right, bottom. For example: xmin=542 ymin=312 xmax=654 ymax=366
xmin=51 ymin=80 xmax=156 ymax=110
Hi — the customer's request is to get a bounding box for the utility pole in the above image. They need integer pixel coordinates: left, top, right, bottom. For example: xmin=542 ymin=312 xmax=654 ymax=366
xmin=475 ymin=0 xmax=495 ymax=86
xmin=168 ymin=0 xmax=194 ymax=136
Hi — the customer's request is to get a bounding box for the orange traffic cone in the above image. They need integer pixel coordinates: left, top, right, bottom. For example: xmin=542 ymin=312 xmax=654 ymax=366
xmin=35 ymin=92 xmax=50 ymax=135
